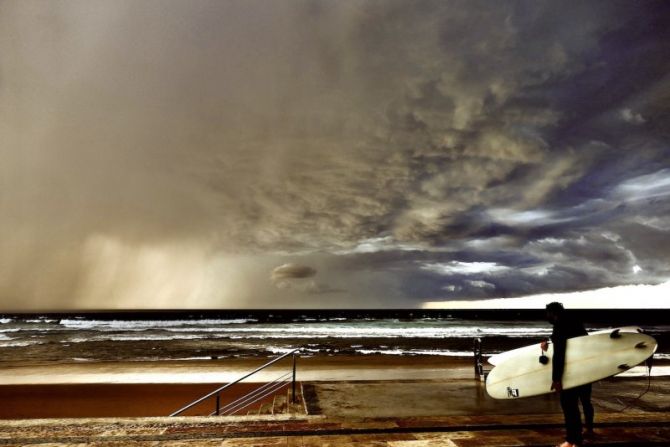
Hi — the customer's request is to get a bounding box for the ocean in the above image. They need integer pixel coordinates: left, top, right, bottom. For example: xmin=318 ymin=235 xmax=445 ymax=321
xmin=1 ymin=310 xmax=668 ymax=366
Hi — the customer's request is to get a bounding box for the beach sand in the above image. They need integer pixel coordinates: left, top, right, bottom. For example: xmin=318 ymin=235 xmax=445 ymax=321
xmin=0 ymin=355 xmax=473 ymax=385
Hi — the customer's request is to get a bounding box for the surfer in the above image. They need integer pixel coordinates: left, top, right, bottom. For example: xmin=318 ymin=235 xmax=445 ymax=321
xmin=542 ymin=302 xmax=593 ymax=447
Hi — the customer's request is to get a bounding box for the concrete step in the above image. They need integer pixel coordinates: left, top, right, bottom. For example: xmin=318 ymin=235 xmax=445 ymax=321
xmin=258 ymin=402 xmax=273 ymax=415
xmin=272 ymin=394 xmax=287 ymax=415
xmin=286 ymin=382 xmax=306 ymax=414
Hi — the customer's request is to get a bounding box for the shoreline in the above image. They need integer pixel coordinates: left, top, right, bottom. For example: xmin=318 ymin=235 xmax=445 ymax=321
xmin=0 ymin=355 xmax=473 ymax=385
xmin=1 ymin=354 xmax=666 ymax=385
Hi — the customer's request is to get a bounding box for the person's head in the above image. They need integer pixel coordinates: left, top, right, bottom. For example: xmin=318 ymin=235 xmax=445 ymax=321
xmin=545 ymin=301 xmax=564 ymax=324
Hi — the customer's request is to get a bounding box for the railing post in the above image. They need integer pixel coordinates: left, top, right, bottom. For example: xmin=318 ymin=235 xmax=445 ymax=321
xmin=474 ymin=337 xmax=483 ymax=380
xmin=292 ymin=352 xmax=297 ymax=404
xmin=216 ymin=393 xmax=220 ymax=416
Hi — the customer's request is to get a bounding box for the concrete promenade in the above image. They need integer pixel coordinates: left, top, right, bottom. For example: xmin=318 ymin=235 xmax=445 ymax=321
xmin=2 ymin=411 xmax=670 ymax=446
xmin=2 ymin=375 xmax=669 ymax=446
xmin=2 ymin=356 xmax=669 ymax=446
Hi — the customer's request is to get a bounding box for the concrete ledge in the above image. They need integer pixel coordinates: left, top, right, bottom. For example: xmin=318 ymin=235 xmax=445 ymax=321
xmin=2 ymin=412 xmax=670 ymax=445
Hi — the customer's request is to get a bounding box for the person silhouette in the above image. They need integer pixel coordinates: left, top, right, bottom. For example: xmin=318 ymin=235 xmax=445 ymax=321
xmin=542 ymin=302 xmax=593 ymax=447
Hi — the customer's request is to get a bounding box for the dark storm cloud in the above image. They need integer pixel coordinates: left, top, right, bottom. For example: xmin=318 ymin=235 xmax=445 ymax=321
xmin=1 ymin=0 xmax=669 ymax=309
xmin=271 ymin=264 xmax=317 ymax=281
xmin=373 ymin=238 xmax=641 ymax=302
xmin=270 ymin=263 xmax=344 ymax=295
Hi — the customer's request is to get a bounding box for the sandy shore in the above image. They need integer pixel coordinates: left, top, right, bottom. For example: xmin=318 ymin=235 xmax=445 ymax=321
xmin=2 ymin=354 xmax=665 ymax=385
xmin=0 ymin=355 xmax=474 ymax=384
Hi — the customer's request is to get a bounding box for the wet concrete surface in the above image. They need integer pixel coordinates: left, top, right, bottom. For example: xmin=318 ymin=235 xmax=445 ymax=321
xmin=306 ymin=380 xmax=559 ymax=418
xmin=306 ymin=376 xmax=670 ymax=418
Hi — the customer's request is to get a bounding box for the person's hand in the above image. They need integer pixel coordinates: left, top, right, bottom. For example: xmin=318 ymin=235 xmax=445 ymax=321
xmin=551 ymin=380 xmax=563 ymax=393
xmin=540 ymin=340 xmax=548 ymax=351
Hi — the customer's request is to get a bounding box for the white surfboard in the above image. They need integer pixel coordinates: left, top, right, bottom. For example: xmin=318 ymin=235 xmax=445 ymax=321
xmin=486 ymin=328 xmax=657 ymax=399
xmin=487 ymin=326 xmax=643 ymax=366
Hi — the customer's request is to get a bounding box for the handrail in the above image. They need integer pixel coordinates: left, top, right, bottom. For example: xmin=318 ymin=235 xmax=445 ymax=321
xmin=214 ymin=372 xmax=290 ymax=416
xmin=170 ymin=348 xmax=300 ymax=417
xmin=216 ymin=371 xmax=292 ymax=416
xmin=213 ymin=373 xmax=292 ymax=416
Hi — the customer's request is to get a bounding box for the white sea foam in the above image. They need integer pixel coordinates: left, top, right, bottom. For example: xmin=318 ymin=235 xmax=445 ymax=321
xmin=59 ymin=318 xmax=256 ymax=330
xmin=264 ymin=346 xmax=473 ymax=357
xmin=0 ymin=340 xmax=44 ymax=347
xmin=182 ymin=325 xmax=552 ymax=339
xmin=66 ymin=333 xmax=210 ymax=343
xmin=356 ymin=348 xmax=473 ymax=356
xmin=4 ymin=317 xmax=668 ymax=364
xmin=51 ymin=318 xmax=555 ymax=339
xmin=266 ymin=346 xmax=301 ymax=354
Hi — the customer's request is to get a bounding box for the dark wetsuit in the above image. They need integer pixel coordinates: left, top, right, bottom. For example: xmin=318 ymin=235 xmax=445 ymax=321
xmin=551 ymin=312 xmax=590 ymax=445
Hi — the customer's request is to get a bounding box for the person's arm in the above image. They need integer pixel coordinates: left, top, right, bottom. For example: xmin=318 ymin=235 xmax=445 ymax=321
xmin=551 ymin=330 xmax=566 ymax=392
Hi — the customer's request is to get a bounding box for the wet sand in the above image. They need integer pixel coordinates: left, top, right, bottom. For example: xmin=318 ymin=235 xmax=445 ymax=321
xmin=307 ymin=375 xmax=670 ymax=418
xmin=0 ymin=355 xmax=474 ymax=384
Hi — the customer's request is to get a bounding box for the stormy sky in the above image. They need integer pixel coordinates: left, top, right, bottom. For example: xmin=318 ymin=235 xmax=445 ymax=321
xmin=1 ymin=0 xmax=669 ymax=310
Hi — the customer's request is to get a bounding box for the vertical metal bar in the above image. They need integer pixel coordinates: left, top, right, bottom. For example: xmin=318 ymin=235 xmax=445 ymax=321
xmin=216 ymin=393 xmax=220 ymax=416
xmin=474 ymin=337 xmax=482 ymax=380
xmin=292 ymin=352 xmax=297 ymax=404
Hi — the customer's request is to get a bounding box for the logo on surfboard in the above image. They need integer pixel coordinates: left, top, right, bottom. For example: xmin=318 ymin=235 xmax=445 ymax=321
xmin=507 ymin=387 xmax=520 ymax=398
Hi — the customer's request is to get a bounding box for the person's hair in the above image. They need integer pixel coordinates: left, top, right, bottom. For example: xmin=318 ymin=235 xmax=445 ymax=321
xmin=545 ymin=301 xmax=565 ymax=313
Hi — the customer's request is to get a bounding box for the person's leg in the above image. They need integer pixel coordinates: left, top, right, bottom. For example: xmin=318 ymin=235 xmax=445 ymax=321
xmin=579 ymin=384 xmax=594 ymax=433
xmin=560 ymin=387 xmax=583 ymax=445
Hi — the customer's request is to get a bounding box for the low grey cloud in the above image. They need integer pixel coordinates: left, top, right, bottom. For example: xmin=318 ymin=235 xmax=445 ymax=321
xmin=270 ymin=263 xmax=343 ymax=296
xmin=271 ymin=264 xmax=317 ymax=281
xmin=1 ymin=1 xmax=669 ymax=309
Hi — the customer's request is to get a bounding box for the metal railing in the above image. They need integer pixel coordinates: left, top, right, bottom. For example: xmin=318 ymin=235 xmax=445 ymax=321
xmin=209 ymin=371 xmax=292 ymax=416
xmin=474 ymin=337 xmax=491 ymax=381
xmin=170 ymin=348 xmax=300 ymax=417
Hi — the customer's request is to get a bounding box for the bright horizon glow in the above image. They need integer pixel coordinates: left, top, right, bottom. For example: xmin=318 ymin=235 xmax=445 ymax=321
xmin=423 ymin=280 xmax=670 ymax=309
